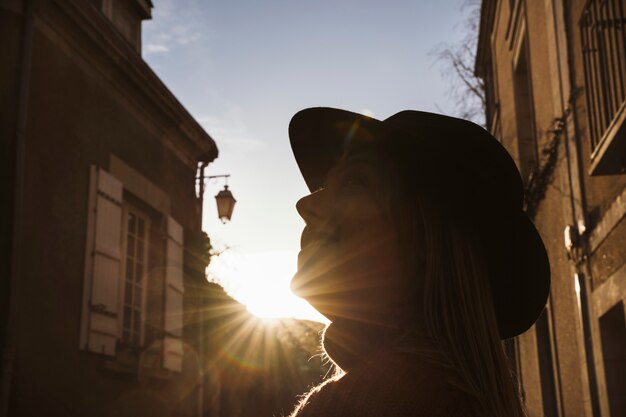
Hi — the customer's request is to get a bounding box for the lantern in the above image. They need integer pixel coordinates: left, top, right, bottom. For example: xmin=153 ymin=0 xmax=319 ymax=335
xmin=215 ymin=185 xmax=236 ymax=223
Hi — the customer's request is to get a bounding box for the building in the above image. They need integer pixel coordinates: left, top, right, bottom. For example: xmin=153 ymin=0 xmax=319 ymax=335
xmin=1 ymin=1 xmax=220 ymax=415
xmin=476 ymin=1 xmax=626 ymax=416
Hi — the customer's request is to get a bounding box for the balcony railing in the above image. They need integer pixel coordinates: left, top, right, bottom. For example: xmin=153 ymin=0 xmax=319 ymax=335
xmin=580 ymin=0 xmax=626 ymax=174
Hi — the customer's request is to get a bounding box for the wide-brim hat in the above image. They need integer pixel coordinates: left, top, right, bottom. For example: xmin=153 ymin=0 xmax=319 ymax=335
xmin=289 ymin=107 xmax=550 ymax=339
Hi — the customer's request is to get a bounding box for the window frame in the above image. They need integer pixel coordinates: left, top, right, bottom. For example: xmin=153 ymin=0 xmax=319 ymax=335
xmin=119 ymin=202 xmax=150 ymax=348
xmin=512 ymin=27 xmax=538 ymax=183
xmin=580 ymin=0 xmax=626 ymax=175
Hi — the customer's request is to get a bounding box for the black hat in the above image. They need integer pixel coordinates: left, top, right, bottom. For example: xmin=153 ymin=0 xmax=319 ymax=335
xmin=289 ymin=107 xmax=550 ymax=339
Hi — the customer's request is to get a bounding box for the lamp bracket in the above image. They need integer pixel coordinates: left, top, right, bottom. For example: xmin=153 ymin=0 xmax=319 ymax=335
xmin=197 ymin=173 xmax=230 ymax=187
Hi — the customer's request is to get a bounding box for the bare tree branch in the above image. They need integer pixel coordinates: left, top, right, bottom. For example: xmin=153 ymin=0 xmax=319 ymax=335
xmin=430 ymin=0 xmax=486 ymax=126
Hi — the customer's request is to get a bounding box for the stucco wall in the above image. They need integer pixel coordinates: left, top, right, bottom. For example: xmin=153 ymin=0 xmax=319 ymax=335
xmin=4 ymin=3 xmax=208 ymax=416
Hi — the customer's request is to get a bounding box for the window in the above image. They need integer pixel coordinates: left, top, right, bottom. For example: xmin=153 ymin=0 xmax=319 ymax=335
xmin=580 ymin=0 xmax=626 ymax=174
xmin=120 ymin=206 xmax=149 ymax=346
xmin=600 ymin=302 xmax=626 ymax=417
xmin=513 ymin=37 xmax=537 ymax=182
xmin=535 ymin=308 xmax=559 ymax=417
xmin=80 ymin=166 xmax=185 ymax=372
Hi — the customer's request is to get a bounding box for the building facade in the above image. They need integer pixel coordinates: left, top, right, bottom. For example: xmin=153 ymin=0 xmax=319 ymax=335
xmin=1 ymin=1 xmax=219 ymax=416
xmin=476 ymin=1 xmax=626 ymax=416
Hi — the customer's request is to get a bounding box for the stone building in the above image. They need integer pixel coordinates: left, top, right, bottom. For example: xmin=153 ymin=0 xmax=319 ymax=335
xmin=1 ymin=0 xmax=219 ymax=415
xmin=476 ymin=1 xmax=625 ymax=416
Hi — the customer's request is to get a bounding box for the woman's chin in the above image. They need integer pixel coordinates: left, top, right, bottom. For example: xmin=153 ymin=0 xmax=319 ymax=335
xmin=291 ymin=278 xmax=378 ymax=323
xmin=307 ymin=299 xmax=375 ymax=325
xmin=289 ymin=269 xmax=309 ymax=298
xmin=290 ymin=266 xmax=332 ymax=298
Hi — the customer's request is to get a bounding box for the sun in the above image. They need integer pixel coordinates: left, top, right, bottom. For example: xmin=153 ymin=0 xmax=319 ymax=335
xmin=207 ymin=250 xmax=329 ymax=323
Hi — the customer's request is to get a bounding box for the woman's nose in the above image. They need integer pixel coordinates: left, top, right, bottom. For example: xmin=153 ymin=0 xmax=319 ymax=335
xmin=296 ymin=189 xmax=329 ymax=225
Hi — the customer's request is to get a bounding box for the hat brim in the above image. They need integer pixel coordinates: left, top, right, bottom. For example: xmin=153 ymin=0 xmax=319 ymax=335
xmin=289 ymin=107 xmax=390 ymax=192
xmin=289 ymin=107 xmax=550 ymax=339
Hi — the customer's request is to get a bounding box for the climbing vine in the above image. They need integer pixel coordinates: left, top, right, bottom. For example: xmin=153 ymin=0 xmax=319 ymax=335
xmin=523 ymin=116 xmax=566 ymax=219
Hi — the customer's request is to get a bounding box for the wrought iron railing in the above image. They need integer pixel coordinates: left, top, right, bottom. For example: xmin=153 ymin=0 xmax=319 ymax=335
xmin=580 ymin=0 xmax=626 ymax=152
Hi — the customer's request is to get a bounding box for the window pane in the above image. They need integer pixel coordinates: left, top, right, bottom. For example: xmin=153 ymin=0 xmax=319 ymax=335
xmin=135 ymin=263 xmax=143 ymax=284
xmin=132 ymin=332 xmax=139 ymax=345
xmin=133 ymin=311 xmax=141 ymax=332
xmin=124 ymin=282 xmax=132 ymax=305
xmin=134 ymin=286 xmax=142 ymax=308
xmin=123 ymin=306 xmax=132 ymax=329
xmin=123 ymin=330 xmax=130 ymax=342
xmin=138 ymin=218 xmax=145 ymax=237
xmin=125 ymin=260 xmax=134 ymax=281
xmin=137 ymin=240 xmax=144 ymax=262
xmin=128 ymin=212 xmax=136 ymax=234
xmin=126 ymin=235 xmax=135 ymax=258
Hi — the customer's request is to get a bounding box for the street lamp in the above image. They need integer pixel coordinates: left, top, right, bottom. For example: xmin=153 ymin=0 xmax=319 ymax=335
xmin=214 ymin=184 xmax=236 ymax=223
xmin=197 ymin=171 xmax=236 ymax=223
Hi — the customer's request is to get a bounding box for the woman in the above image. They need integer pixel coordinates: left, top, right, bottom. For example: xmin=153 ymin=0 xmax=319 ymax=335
xmin=287 ymin=108 xmax=550 ymax=417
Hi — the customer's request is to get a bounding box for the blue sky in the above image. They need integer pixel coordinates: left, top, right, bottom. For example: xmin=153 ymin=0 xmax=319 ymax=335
xmin=142 ymin=0 xmax=473 ymax=320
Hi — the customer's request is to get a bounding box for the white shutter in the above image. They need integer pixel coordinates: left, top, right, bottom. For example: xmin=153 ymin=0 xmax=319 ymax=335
xmin=80 ymin=166 xmax=123 ymax=356
xmin=164 ymin=216 xmax=184 ymax=371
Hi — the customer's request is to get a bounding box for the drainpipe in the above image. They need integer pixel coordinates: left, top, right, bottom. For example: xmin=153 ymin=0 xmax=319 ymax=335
xmin=198 ymin=161 xmax=208 ymax=225
xmin=1 ymin=1 xmax=35 ymax=416
xmin=554 ymin=1 xmax=600 ymax=416
xmin=197 ymin=160 xmax=208 ymax=417
xmin=197 ymin=310 xmax=204 ymax=417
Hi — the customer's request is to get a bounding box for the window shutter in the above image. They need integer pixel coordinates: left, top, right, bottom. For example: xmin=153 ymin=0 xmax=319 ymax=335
xmin=164 ymin=216 xmax=184 ymax=371
xmin=80 ymin=166 xmax=123 ymax=356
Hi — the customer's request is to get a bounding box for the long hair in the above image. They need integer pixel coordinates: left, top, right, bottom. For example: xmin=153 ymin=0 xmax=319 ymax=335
xmin=390 ymin=170 xmax=527 ymax=417
xmin=291 ymin=141 xmax=527 ymax=417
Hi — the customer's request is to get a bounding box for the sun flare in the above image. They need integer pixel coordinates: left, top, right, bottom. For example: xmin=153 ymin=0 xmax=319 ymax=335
xmin=208 ymin=250 xmax=329 ymax=323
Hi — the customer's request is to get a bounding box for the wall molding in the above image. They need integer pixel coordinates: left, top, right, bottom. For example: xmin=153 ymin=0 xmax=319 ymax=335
xmin=589 ymin=184 xmax=626 ymax=252
xmin=109 ymin=155 xmax=170 ymax=215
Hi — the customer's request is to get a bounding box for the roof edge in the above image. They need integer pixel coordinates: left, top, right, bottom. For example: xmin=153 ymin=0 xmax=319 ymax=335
xmin=45 ymin=0 xmax=218 ymax=164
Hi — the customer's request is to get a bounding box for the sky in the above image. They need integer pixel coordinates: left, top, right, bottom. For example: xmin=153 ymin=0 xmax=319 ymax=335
xmin=142 ymin=0 xmax=473 ymax=322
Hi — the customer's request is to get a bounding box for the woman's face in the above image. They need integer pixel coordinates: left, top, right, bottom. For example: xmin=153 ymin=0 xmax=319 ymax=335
xmin=291 ymin=149 xmax=407 ymax=324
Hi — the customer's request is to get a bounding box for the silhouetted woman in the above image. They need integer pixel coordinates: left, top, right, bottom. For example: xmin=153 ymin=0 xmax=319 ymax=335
xmin=287 ymin=108 xmax=550 ymax=417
